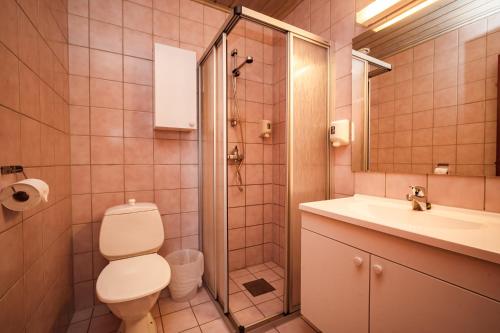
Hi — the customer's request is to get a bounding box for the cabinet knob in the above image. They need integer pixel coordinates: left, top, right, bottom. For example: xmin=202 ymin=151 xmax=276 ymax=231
xmin=353 ymin=256 xmax=363 ymax=266
xmin=372 ymin=264 xmax=383 ymax=275
xmin=189 ymin=122 xmax=195 ymax=127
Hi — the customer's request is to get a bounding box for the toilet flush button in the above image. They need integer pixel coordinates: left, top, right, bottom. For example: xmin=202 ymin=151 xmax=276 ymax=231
xmin=128 ymin=198 xmax=136 ymax=205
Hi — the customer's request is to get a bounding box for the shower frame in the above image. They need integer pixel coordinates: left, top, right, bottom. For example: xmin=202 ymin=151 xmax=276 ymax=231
xmin=198 ymin=6 xmax=331 ymax=330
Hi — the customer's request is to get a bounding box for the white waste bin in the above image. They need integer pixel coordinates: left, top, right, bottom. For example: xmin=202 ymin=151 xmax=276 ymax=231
xmin=165 ymin=249 xmax=204 ymax=302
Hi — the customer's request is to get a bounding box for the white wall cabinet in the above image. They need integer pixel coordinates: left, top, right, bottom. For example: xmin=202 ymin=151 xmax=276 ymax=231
xmin=301 ymin=213 xmax=500 ymax=333
xmin=154 ymin=43 xmax=197 ymax=131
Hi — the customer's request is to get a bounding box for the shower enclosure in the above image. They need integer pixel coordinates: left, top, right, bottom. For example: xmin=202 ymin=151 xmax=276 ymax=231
xmin=198 ymin=6 xmax=330 ymax=330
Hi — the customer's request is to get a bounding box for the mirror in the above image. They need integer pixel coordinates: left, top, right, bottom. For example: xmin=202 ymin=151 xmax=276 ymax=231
xmin=351 ymin=0 xmax=500 ymax=176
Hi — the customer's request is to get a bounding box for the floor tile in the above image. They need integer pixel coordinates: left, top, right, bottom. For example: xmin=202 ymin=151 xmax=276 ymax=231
xmin=192 ymin=301 xmax=220 ymax=325
xmin=233 ymin=306 xmax=265 ymax=326
xmin=229 ymin=291 xmax=253 ymax=312
xmin=92 ymin=304 xmax=110 ymax=317
xmin=229 ymin=268 xmax=251 ymax=279
xmin=151 ymin=302 xmax=161 ymax=318
xmin=70 ymin=308 xmax=93 ymax=323
xmin=254 ymin=269 xmax=281 ymax=282
xmin=155 ymin=317 xmax=163 ymax=333
xmin=159 ymin=297 xmax=190 ymax=315
xmin=263 ymin=329 xmax=279 ymax=333
xmin=200 ymin=318 xmax=233 ymax=333
xmin=233 ymin=273 xmax=258 ymax=289
xmin=67 ymin=320 xmax=90 ymax=333
xmin=189 ymin=288 xmax=211 ymax=306
xmin=272 ymin=267 xmax=284 ymax=278
xmin=275 ymin=317 xmax=316 ymax=333
xmin=79 ymin=286 xmax=234 ymax=333
xmin=247 ymin=263 xmax=269 ymax=273
xmin=270 ymin=279 xmax=284 ymax=297
xmin=264 ymin=261 xmax=278 ymax=269
xmin=88 ymin=313 xmax=120 ymax=333
xmin=256 ymin=298 xmax=283 ymax=317
xmin=244 ymin=290 xmax=277 ymax=305
xmin=229 ymin=279 xmax=241 ymax=294
xmin=161 ymin=308 xmax=198 ymax=333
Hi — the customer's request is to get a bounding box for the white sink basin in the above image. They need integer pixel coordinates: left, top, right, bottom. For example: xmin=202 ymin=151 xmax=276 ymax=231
xmin=299 ymin=194 xmax=500 ymax=264
xmin=348 ymin=202 xmax=482 ymax=230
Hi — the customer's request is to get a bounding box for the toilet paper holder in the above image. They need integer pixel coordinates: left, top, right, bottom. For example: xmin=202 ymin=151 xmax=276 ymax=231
xmin=1 ymin=165 xmax=27 ymax=177
xmin=1 ymin=165 xmax=30 ymax=202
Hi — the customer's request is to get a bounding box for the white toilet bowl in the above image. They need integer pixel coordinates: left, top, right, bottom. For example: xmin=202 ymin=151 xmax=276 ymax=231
xmin=95 ymin=201 xmax=171 ymax=333
xmin=97 ymin=254 xmax=171 ymax=333
xmin=108 ymin=292 xmax=159 ymax=332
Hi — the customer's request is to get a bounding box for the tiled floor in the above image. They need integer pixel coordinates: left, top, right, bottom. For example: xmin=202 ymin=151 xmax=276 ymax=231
xmin=67 ymin=263 xmax=315 ymax=333
xmin=67 ymin=287 xmax=232 ymax=333
xmin=263 ymin=317 xmax=317 ymax=333
xmin=229 ymin=262 xmax=285 ymax=327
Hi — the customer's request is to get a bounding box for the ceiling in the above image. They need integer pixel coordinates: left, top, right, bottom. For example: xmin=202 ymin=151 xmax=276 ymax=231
xmin=353 ymin=0 xmax=500 ymax=58
xmin=205 ymin=0 xmax=303 ymax=19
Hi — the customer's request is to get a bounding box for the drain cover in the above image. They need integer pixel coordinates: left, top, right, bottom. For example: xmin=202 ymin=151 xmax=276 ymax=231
xmin=243 ymin=278 xmax=275 ymax=297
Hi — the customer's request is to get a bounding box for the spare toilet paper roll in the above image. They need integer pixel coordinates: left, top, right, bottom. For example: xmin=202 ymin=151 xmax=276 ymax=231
xmin=0 ymin=179 xmax=49 ymax=211
xmin=434 ymin=166 xmax=449 ymax=175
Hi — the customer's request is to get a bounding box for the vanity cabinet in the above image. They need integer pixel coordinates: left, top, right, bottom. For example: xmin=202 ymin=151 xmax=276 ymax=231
xmin=301 ymin=213 xmax=500 ymax=333
xmin=301 ymin=229 xmax=369 ymax=333
xmin=370 ymin=256 xmax=500 ymax=333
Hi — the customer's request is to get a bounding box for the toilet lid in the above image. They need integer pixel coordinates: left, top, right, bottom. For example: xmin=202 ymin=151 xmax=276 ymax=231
xmin=96 ymin=254 xmax=171 ymax=304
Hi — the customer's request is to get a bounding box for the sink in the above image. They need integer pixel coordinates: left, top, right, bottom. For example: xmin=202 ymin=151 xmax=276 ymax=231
xmin=348 ymin=202 xmax=483 ymax=230
xmin=299 ymin=194 xmax=500 ymax=264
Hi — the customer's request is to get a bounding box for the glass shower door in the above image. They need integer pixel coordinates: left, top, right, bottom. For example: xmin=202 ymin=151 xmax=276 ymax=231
xmin=214 ymin=34 xmax=228 ymax=312
xmin=199 ymin=34 xmax=229 ymax=312
xmin=200 ymin=46 xmax=216 ymax=296
xmin=287 ymin=34 xmax=330 ymax=312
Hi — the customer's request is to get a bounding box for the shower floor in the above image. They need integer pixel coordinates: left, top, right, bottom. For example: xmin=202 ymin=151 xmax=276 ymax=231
xmin=229 ymin=261 xmax=285 ymax=327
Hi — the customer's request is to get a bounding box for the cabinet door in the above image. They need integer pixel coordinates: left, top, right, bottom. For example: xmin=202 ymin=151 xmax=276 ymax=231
xmin=370 ymin=256 xmax=500 ymax=333
xmin=154 ymin=43 xmax=197 ymax=130
xmin=301 ymin=229 xmax=369 ymax=333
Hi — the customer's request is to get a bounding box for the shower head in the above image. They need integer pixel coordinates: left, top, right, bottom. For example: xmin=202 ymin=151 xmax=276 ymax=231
xmin=232 ymin=55 xmax=254 ymax=77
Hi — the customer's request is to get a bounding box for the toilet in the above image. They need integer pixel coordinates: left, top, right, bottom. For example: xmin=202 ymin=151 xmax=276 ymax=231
xmin=96 ymin=200 xmax=171 ymax=333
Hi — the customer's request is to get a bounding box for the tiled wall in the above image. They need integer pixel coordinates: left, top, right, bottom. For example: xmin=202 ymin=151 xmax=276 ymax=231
xmin=369 ymin=19 xmax=498 ymax=176
xmin=227 ymin=20 xmax=277 ymax=271
xmin=284 ymin=0 xmax=500 ymax=213
xmin=67 ymin=0 xmax=228 ymax=310
xmin=0 ymin=0 xmax=73 ymax=332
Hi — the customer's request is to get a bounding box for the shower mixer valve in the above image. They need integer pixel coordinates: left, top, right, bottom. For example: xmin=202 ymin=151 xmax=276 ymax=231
xmin=227 ymin=145 xmax=244 ymax=163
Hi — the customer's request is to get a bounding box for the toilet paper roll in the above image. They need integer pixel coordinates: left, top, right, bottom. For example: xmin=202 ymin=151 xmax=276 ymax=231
xmin=0 ymin=179 xmax=49 ymax=211
xmin=434 ymin=167 xmax=449 ymax=175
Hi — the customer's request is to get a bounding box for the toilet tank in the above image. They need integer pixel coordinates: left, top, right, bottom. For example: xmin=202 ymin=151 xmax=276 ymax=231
xmin=99 ymin=200 xmax=164 ymax=260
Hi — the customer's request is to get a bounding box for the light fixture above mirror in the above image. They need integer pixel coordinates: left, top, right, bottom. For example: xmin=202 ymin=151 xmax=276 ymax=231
xmin=372 ymin=0 xmax=439 ymax=32
xmin=354 ymin=0 xmax=500 ymax=59
xmin=356 ymin=0 xmax=440 ymax=32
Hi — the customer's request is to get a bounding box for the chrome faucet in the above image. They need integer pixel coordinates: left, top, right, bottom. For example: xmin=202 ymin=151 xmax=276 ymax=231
xmin=406 ymin=185 xmax=431 ymax=211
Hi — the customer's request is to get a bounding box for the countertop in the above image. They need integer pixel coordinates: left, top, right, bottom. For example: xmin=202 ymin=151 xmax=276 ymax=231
xmin=300 ymin=194 xmax=500 ymax=265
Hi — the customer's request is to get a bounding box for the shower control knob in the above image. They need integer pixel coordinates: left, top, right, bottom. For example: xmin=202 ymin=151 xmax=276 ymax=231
xmin=372 ymin=264 xmax=383 ymax=275
xmin=353 ymin=256 xmax=363 ymax=267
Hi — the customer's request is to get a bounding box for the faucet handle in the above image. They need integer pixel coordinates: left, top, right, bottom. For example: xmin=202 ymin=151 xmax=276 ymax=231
xmin=409 ymin=185 xmax=426 ymax=198
xmin=407 ymin=185 xmax=431 ymax=210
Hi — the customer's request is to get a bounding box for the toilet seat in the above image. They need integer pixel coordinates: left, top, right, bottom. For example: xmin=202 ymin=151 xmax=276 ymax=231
xmin=97 ymin=254 xmax=171 ymax=304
